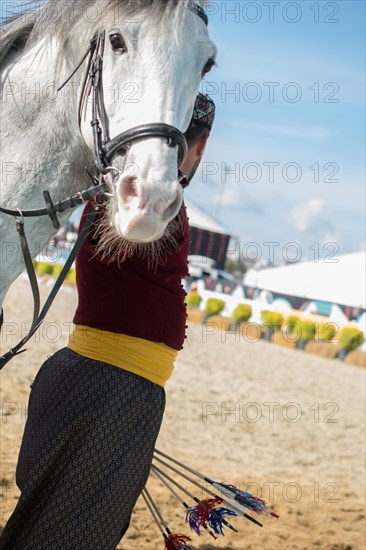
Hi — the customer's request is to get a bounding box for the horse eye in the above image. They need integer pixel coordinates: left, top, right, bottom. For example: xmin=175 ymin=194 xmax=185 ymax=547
xmin=202 ymin=57 xmax=215 ymax=76
xmin=109 ymin=33 xmax=127 ymax=53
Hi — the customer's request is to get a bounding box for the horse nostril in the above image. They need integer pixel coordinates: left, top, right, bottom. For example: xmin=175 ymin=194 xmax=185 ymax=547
xmin=162 ymin=190 xmax=182 ymax=222
xmin=120 ymin=177 xmax=138 ymax=203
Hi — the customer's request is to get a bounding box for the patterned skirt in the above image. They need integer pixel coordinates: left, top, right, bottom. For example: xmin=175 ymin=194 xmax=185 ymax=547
xmin=0 ymin=348 xmax=165 ymax=550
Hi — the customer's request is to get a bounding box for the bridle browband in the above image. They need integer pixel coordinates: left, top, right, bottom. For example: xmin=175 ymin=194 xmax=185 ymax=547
xmin=0 ymin=2 xmax=209 ymax=369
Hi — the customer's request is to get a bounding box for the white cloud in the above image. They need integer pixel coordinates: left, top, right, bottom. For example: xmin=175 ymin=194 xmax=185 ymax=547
xmin=288 ymin=199 xmax=325 ymax=233
xmin=246 ymin=123 xmax=332 ymax=141
xmin=212 ymin=187 xmax=238 ymax=206
xmin=211 ymin=185 xmax=265 ymax=214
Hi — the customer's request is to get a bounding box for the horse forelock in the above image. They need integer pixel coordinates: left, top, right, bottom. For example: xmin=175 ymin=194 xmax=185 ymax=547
xmin=1 ymin=0 xmax=206 ymax=52
xmin=0 ymin=0 xmax=209 ymax=75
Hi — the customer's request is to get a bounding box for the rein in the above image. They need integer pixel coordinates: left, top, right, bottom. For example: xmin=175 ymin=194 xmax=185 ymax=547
xmin=0 ymin=205 xmax=100 ymax=370
xmin=0 ymin=2 xmax=209 ymax=369
xmin=0 ymin=179 xmax=106 ymax=229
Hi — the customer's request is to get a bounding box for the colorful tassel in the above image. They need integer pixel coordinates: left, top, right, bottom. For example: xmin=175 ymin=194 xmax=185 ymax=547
xmin=186 ymin=506 xmax=206 ymax=536
xmin=186 ymin=498 xmax=236 ymax=537
xmin=165 ymin=533 xmax=192 ymax=550
xmin=218 ymin=483 xmax=279 ymax=518
xmin=186 ymin=498 xmax=221 ymax=535
xmin=208 ymin=506 xmax=238 ymax=535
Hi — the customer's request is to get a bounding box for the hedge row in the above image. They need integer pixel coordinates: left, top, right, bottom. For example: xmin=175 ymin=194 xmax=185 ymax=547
xmin=33 ymin=261 xmax=76 ymax=285
xmin=185 ymin=292 xmax=364 ymax=352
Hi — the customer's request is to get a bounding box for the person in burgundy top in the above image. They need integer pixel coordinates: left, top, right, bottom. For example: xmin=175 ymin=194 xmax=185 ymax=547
xmin=0 ymin=94 xmax=216 ymax=550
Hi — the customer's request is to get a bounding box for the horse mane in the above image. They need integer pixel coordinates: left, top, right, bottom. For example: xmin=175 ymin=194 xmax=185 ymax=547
xmin=0 ymin=0 xmax=207 ymax=65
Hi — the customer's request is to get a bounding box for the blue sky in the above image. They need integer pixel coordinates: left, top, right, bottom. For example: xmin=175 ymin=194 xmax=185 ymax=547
xmin=189 ymin=0 xmax=365 ymax=263
xmin=2 ymin=0 xmax=365 ymax=263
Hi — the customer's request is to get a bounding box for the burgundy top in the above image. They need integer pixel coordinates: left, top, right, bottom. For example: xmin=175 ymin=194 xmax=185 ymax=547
xmin=73 ymin=201 xmax=190 ymax=350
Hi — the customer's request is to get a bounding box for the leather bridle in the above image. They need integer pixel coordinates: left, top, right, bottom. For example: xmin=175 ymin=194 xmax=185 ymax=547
xmin=0 ymin=2 xmax=209 ymax=368
xmin=77 ymin=4 xmax=209 ymax=176
xmin=81 ymin=2 xmax=209 ymax=173
xmin=0 ymin=2 xmax=208 ymax=225
xmin=82 ymin=32 xmax=188 ymax=175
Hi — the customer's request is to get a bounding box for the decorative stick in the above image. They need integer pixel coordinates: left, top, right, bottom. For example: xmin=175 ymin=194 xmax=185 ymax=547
xmin=153 ymin=454 xmax=263 ymax=527
xmin=154 ymin=449 xmax=279 ymax=519
xmin=142 ymin=488 xmax=192 ymax=550
xmin=142 ymin=489 xmax=167 ymax=541
xmin=152 ymin=463 xmax=238 ymax=536
xmin=151 ymin=466 xmax=218 ymax=539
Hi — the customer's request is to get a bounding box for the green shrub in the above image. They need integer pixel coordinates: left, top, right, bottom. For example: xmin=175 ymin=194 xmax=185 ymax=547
xmin=36 ymin=262 xmax=54 ymax=276
xmin=318 ymin=322 xmax=337 ymax=342
xmin=185 ymin=290 xmax=202 ymax=310
xmin=261 ymin=311 xmax=284 ymax=332
xmin=298 ymin=320 xmax=316 ymax=341
xmin=66 ymin=269 xmax=76 ymax=285
xmin=34 ymin=261 xmax=76 ymax=284
xmin=52 ymin=265 xmax=64 ymax=278
xmin=286 ymin=315 xmax=301 ymax=334
xmin=338 ymin=327 xmax=364 ymax=351
xmin=204 ymin=298 xmax=225 ymax=318
xmin=232 ymin=304 xmax=252 ymax=324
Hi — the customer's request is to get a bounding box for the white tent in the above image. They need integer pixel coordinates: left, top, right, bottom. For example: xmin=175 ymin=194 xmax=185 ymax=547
xmin=244 ymin=251 xmax=366 ymax=309
xmin=184 ymin=200 xmax=232 ymax=269
xmin=185 ymin=200 xmax=232 ymax=235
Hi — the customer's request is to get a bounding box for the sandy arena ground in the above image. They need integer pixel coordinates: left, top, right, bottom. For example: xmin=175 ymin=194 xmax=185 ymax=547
xmin=0 ymin=278 xmax=365 ymax=550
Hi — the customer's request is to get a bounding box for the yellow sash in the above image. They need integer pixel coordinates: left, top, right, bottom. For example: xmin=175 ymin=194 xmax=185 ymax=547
xmin=68 ymin=325 xmax=176 ymax=388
